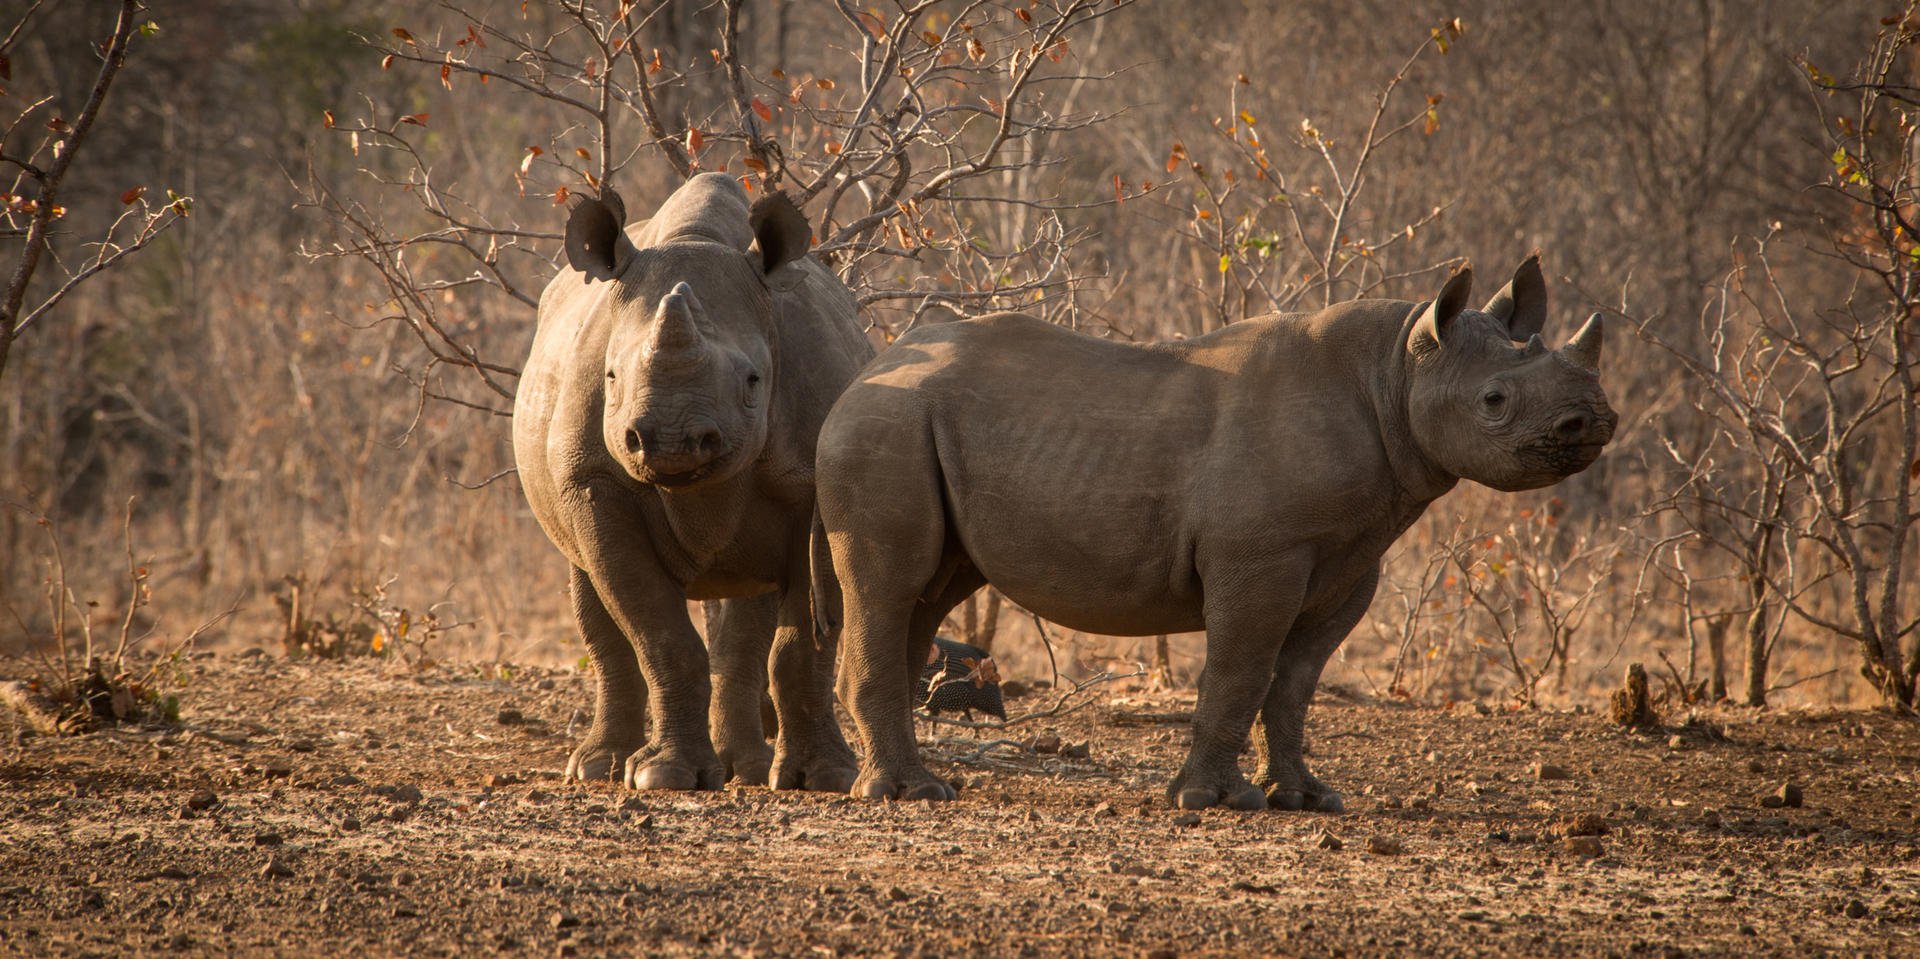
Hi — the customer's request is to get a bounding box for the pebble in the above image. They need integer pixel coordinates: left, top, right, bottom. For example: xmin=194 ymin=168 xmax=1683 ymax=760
xmin=254 ymin=832 xmax=284 ymax=847
xmin=1316 ymin=830 xmax=1343 ymax=851
xmin=1532 ymin=763 xmax=1572 ymax=782
xmin=260 ymin=856 xmax=294 ymax=879
xmin=263 ymin=763 xmax=293 ymax=779
xmin=185 ymin=791 xmax=219 ymax=812
xmin=1365 ymin=835 xmax=1403 ymax=855
xmin=1171 ymin=812 xmax=1201 ymax=827
xmin=1563 ymin=836 xmax=1604 ymax=858
xmin=497 ymin=708 xmax=524 ymax=726
xmin=1556 ymin=813 xmax=1608 ymax=838
xmin=1062 ymin=742 xmax=1090 ymax=760
xmin=389 ymin=783 xmax=424 ymax=804
xmin=548 ymin=911 xmax=579 ymax=930
xmin=1031 ymin=734 xmax=1062 ymax=754
xmin=1775 ymin=783 xmax=1804 ymax=808
xmin=487 ymin=773 xmax=521 ymax=789
xmin=886 ymin=886 xmax=911 ymax=902
xmin=1091 ymin=801 xmax=1116 ymax=817
xmin=341 ymin=817 xmax=361 ymax=832
xmin=1844 ymin=899 xmax=1869 ymax=919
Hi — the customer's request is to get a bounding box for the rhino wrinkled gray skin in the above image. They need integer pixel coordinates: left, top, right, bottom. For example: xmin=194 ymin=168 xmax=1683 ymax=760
xmin=513 ymin=173 xmax=870 ymax=793
xmin=816 ymin=258 xmax=1616 ymax=810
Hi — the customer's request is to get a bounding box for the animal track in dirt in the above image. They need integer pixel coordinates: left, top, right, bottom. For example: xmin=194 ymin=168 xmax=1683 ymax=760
xmin=1 ymin=654 xmax=1917 ymax=957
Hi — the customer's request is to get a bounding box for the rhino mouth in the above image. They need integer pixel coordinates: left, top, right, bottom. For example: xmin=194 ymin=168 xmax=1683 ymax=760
xmin=644 ymin=461 xmax=719 ymax=488
xmin=1534 ymin=441 xmax=1607 ymax=477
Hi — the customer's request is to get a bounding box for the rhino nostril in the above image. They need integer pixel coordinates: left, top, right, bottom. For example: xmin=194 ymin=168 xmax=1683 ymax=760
xmin=691 ymin=427 xmax=723 ymax=456
xmin=1556 ymin=414 xmax=1588 ymax=438
xmin=625 ymin=428 xmax=643 ymax=454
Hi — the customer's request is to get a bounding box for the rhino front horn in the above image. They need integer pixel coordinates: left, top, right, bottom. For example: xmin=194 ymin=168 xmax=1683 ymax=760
xmin=649 ymin=282 xmax=704 ymax=355
xmin=1561 ymin=312 xmax=1603 ymax=371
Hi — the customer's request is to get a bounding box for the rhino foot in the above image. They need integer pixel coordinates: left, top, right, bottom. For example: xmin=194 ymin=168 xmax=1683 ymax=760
xmin=565 ymin=732 xmax=647 ymax=784
xmin=852 ymin=766 xmax=957 ymax=802
xmin=1258 ymin=767 xmax=1346 ymax=813
xmin=1262 ymin=784 xmax=1346 ymax=813
xmin=1169 ymin=767 xmax=1267 ymax=811
xmin=623 ymin=744 xmax=725 ymax=791
xmin=718 ymin=741 xmax=775 ymax=788
xmin=771 ymin=737 xmax=859 ymax=793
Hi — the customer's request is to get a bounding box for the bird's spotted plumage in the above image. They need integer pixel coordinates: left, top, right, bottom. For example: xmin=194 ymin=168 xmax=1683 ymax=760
xmin=916 ymin=637 xmax=1006 ymax=719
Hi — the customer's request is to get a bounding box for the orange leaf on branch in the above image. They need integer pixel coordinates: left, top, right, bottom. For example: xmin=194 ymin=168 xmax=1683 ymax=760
xmin=120 ymin=186 xmax=145 ymax=205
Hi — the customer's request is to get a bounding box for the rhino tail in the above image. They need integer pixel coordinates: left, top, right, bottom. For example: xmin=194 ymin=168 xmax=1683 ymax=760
xmin=809 ymin=511 xmax=842 ymax=651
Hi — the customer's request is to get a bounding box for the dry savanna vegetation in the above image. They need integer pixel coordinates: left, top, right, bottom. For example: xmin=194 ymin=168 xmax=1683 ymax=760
xmin=3 ymin=1 xmax=1920 ymax=956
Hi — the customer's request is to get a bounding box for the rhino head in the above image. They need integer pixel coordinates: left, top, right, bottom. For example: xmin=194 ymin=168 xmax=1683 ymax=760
xmin=1404 ymin=257 xmax=1618 ymax=492
xmin=565 ymin=186 xmax=813 ymax=489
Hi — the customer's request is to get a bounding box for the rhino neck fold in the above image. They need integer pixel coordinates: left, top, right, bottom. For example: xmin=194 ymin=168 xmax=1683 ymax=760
xmin=1369 ymin=309 xmax=1460 ymax=508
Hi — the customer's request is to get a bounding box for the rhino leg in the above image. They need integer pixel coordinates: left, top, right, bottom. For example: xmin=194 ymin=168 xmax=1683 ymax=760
xmin=1169 ymin=562 xmax=1308 ymax=811
xmin=564 ymin=566 xmax=650 ymax=783
xmin=1255 ymin=568 xmax=1377 ymax=814
xmin=703 ymin=597 xmax=777 ymax=787
xmin=769 ymin=579 xmax=859 ymax=792
xmin=568 ymin=511 xmax=724 ymax=791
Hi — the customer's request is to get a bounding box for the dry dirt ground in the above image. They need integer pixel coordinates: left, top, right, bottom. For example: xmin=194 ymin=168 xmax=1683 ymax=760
xmin=2 ymin=653 xmax=1918 ymax=958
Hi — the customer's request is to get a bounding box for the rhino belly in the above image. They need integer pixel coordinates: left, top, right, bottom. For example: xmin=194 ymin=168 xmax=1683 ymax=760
xmin=936 ymin=429 xmax=1206 ymax=637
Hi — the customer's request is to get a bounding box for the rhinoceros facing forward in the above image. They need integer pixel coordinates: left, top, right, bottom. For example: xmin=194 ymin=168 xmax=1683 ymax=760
xmin=514 ymin=174 xmax=871 ymax=793
xmin=816 ymin=259 xmax=1616 ymax=810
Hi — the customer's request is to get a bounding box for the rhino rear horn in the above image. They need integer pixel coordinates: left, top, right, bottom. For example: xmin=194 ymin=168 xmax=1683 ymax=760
xmin=1561 ymin=312 xmax=1604 ymax=371
xmin=749 ymin=192 xmax=813 ymax=289
xmin=1410 ymin=265 xmax=1474 ymax=352
xmin=1482 ymin=254 xmax=1547 ymax=341
xmin=565 ymin=189 xmax=636 ymax=282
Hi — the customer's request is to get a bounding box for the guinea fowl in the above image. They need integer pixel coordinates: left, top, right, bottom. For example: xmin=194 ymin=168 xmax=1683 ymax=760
xmin=915 ymin=637 xmax=1006 ymax=720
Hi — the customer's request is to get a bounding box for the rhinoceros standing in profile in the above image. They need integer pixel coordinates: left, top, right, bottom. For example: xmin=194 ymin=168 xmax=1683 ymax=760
xmin=815 ymin=258 xmax=1617 ymax=810
xmin=513 ymin=173 xmax=871 ymax=792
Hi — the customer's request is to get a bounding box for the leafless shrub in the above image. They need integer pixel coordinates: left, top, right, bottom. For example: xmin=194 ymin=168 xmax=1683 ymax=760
xmin=1161 ymin=18 xmax=1464 ymax=330
xmin=276 ymin=571 xmax=472 ymax=665
xmin=1 ymin=498 xmax=231 ymax=732
xmin=0 ymin=0 xmax=189 ymax=385
xmin=300 ymin=0 xmax=1135 ymax=434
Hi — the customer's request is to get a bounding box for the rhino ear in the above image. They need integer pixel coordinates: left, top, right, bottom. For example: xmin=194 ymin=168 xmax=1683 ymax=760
xmin=1411 ymin=265 xmax=1474 ymax=352
xmin=1482 ymin=253 xmax=1547 ymax=341
xmin=565 ymin=189 xmax=636 ymax=282
xmin=749 ymin=191 xmax=812 ymax=291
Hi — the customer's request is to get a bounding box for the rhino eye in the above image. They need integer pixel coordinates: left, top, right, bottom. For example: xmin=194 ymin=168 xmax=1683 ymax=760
xmin=746 ymin=371 xmax=762 ymax=388
xmin=1482 ymin=390 xmax=1506 ymax=408
xmin=606 ymin=370 xmax=616 ymax=381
